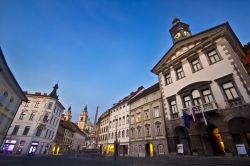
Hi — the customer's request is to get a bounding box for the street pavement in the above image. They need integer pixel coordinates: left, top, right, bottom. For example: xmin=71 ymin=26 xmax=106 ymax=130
xmin=0 ymin=155 xmax=250 ymax=166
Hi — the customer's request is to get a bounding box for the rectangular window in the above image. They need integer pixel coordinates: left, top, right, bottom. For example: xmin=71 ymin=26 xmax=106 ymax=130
xmin=156 ymin=124 xmax=161 ymax=135
xmin=19 ymin=112 xmax=25 ymax=120
xmin=145 ymin=126 xmax=150 ymax=136
xmin=176 ymin=67 xmax=185 ymax=80
xmin=29 ymin=112 xmax=35 ymax=121
xmin=170 ymin=100 xmax=178 ymax=114
xmin=144 ymin=110 xmax=149 ymax=120
xmin=136 ymin=113 xmax=141 ymax=122
xmin=12 ymin=125 xmax=20 ymax=135
xmin=202 ymin=89 xmax=214 ymax=103
xmin=191 ymin=58 xmax=202 ymax=72
xmin=165 ymin=73 xmax=172 ymax=85
xmin=137 ymin=127 xmax=141 ymax=137
xmin=22 ymin=126 xmax=30 ymax=136
xmin=34 ymin=101 xmax=40 ymax=108
xmin=183 ymin=96 xmax=192 ymax=108
xmin=207 ymin=49 xmax=220 ymax=64
xmin=24 ymin=100 xmax=30 ymax=107
xmin=45 ymin=129 xmax=49 ymax=138
xmin=153 ymin=106 xmax=160 ymax=117
xmin=222 ymin=82 xmax=239 ymax=100
xmin=35 ymin=127 xmax=43 ymax=137
xmin=47 ymin=102 xmax=53 ymax=109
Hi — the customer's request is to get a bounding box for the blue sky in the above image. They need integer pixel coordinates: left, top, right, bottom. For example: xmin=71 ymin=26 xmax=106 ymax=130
xmin=1 ymin=0 xmax=250 ymax=122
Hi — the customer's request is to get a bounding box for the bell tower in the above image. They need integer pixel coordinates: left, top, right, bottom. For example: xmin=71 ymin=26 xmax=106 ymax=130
xmin=64 ymin=106 xmax=72 ymax=121
xmin=169 ymin=17 xmax=191 ymax=43
xmin=77 ymin=105 xmax=88 ymax=131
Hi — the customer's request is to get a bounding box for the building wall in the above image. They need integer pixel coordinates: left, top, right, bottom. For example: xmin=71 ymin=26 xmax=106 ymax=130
xmin=2 ymin=94 xmax=64 ymax=155
xmin=157 ymin=36 xmax=250 ymax=156
xmin=0 ymin=57 xmax=26 ymax=145
xmin=129 ymin=89 xmax=168 ymax=157
xmin=97 ymin=113 xmax=110 ymax=155
xmin=108 ymin=103 xmax=130 ymax=155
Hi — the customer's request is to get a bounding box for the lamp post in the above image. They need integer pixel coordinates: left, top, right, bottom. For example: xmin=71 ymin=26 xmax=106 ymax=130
xmin=113 ymin=118 xmax=118 ymax=161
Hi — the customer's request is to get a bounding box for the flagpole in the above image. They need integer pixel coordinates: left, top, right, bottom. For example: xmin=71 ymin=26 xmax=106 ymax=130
xmin=200 ymin=104 xmax=208 ymax=126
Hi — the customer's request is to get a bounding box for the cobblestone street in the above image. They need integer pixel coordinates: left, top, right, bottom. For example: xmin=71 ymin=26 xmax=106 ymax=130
xmin=0 ymin=156 xmax=250 ymax=166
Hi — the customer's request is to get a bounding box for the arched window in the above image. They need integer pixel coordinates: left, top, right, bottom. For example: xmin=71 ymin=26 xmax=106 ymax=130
xmin=192 ymin=90 xmax=202 ymax=105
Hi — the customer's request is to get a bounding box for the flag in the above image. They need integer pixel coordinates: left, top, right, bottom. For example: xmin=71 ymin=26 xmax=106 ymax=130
xmin=200 ymin=105 xmax=208 ymax=126
xmin=183 ymin=112 xmax=190 ymax=128
xmin=189 ymin=106 xmax=196 ymax=123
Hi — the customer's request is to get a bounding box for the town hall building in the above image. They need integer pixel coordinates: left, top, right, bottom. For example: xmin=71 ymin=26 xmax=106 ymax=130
xmin=151 ymin=18 xmax=250 ymax=156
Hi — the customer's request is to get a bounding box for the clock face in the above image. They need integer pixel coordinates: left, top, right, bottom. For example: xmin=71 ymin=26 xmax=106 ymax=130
xmin=183 ymin=31 xmax=190 ymax=37
xmin=174 ymin=32 xmax=181 ymax=40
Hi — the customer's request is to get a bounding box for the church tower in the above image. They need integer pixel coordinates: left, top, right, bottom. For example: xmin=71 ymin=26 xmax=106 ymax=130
xmin=64 ymin=106 xmax=72 ymax=121
xmin=77 ymin=105 xmax=88 ymax=131
xmin=169 ymin=17 xmax=191 ymax=43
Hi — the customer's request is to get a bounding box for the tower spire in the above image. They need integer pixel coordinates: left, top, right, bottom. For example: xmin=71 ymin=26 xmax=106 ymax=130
xmin=49 ymin=83 xmax=59 ymax=99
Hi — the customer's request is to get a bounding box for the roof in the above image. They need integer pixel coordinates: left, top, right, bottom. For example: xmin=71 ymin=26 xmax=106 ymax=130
xmin=60 ymin=120 xmax=77 ymax=132
xmin=59 ymin=119 xmax=87 ymax=137
xmin=71 ymin=122 xmax=87 ymax=136
xmin=0 ymin=47 xmax=27 ymax=102
xmin=128 ymin=83 xmax=160 ymax=104
xmin=151 ymin=22 xmax=246 ymax=74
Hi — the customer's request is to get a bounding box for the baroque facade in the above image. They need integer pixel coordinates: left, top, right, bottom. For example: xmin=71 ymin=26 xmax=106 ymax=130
xmin=128 ymin=83 xmax=168 ymax=157
xmin=151 ymin=18 xmax=250 ymax=156
xmin=0 ymin=48 xmax=27 ymax=146
xmin=1 ymin=84 xmax=65 ymax=155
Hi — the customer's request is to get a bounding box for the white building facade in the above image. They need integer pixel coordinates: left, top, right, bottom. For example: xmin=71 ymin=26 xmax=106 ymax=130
xmin=152 ymin=18 xmax=250 ymax=155
xmin=107 ymin=87 xmax=144 ymax=156
xmin=2 ymin=84 xmax=65 ymax=155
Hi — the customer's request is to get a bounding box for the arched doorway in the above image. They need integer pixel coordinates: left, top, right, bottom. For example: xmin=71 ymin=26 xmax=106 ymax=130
xmin=174 ymin=126 xmax=191 ymax=155
xmin=228 ymin=117 xmax=250 ymax=149
xmin=145 ymin=143 xmax=153 ymax=157
xmin=206 ymin=124 xmax=225 ymax=155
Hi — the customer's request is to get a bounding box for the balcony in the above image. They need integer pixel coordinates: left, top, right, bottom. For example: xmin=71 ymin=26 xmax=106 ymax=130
xmin=227 ymin=98 xmax=243 ymax=108
xmin=170 ymin=112 xmax=179 ymax=119
xmin=181 ymin=101 xmax=218 ymax=114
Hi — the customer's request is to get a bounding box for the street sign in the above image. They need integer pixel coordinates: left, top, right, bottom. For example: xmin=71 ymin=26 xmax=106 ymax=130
xmin=177 ymin=144 xmax=184 ymax=154
xmin=236 ymin=144 xmax=248 ymax=156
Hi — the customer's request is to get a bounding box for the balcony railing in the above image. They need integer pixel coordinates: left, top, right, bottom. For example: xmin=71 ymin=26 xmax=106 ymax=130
xmin=181 ymin=101 xmax=218 ymax=114
xmin=170 ymin=112 xmax=179 ymax=119
xmin=227 ymin=98 xmax=242 ymax=108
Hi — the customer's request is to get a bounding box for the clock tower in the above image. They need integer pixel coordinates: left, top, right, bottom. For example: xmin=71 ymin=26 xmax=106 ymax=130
xmin=169 ymin=17 xmax=191 ymax=43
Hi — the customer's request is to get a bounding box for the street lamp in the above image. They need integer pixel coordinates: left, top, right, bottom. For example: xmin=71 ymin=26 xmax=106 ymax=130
xmin=113 ymin=118 xmax=118 ymax=161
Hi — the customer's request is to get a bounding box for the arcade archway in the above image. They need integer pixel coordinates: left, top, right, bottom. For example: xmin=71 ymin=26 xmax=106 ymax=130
xmin=228 ymin=117 xmax=250 ymax=148
xmin=174 ymin=126 xmax=191 ymax=155
xmin=206 ymin=124 xmax=225 ymax=155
